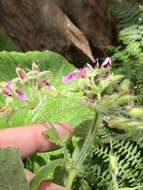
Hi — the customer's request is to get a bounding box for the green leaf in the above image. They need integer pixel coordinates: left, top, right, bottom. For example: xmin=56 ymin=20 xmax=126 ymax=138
xmin=43 ymin=128 xmax=62 ymax=146
xmin=53 ymin=166 xmax=67 ymax=186
xmin=0 ymin=148 xmax=29 ymax=190
xmin=74 ymin=120 xmax=93 ymax=139
xmin=30 ymin=159 xmax=64 ymax=190
xmin=0 ymin=51 xmax=93 ymax=128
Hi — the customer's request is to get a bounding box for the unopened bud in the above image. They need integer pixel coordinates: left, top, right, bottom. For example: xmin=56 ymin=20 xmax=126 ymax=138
xmin=107 ymin=116 xmax=128 ymax=130
xmin=16 ymin=67 xmax=26 ymax=80
xmin=109 ymin=154 xmax=118 ymax=175
xmin=32 ymin=62 xmax=40 ymax=72
xmin=115 ymin=95 xmax=134 ymax=106
xmin=120 ymin=79 xmax=130 ymax=93
xmin=109 ymin=75 xmax=124 ymax=83
xmin=108 ymin=116 xmax=143 ymax=130
xmin=101 ymin=75 xmax=124 ymax=91
xmin=128 ymin=108 xmax=143 ymax=118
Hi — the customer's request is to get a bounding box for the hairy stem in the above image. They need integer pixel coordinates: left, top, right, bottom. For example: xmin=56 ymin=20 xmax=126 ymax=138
xmin=37 ymin=106 xmax=70 ymax=162
xmin=111 ymin=173 xmax=118 ymax=190
xmin=65 ymin=168 xmax=76 ymax=189
xmin=76 ymin=112 xmax=100 ymax=166
xmin=65 ymin=112 xmax=100 ymax=189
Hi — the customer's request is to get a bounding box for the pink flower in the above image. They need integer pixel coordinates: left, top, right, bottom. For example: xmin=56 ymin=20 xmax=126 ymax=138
xmin=2 ymin=81 xmax=13 ymax=96
xmin=102 ymin=57 xmax=112 ymax=68
xmin=76 ymin=69 xmax=87 ymax=79
xmin=62 ymin=72 xmax=77 ymax=83
xmin=17 ymin=90 xmax=28 ymax=101
xmin=62 ymin=65 xmax=91 ymax=83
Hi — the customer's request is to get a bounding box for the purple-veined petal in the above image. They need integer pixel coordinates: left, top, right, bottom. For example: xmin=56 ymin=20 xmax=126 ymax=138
xmin=2 ymin=81 xmax=13 ymax=96
xmin=43 ymin=80 xmax=57 ymax=91
xmin=17 ymin=91 xmax=28 ymax=101
xmin=102 ymin=57 xmax=112 ymax=68
xmin=62 ymin=72 xmax=77 ymax=83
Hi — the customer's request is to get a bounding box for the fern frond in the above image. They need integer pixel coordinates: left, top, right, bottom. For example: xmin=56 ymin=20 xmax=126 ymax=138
xmin=81 ymin=140 xmax=143 ymax=189
xmin=109 ymin=1 xmax=140 ymax=29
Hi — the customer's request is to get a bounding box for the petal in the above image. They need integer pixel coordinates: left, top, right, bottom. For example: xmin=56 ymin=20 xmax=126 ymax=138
xmin=43 ymin=80 xmax=57 ymax=91
xmin=2 ymin=88 xmax=11 ymax=96
xmin=102 ymin=57 xmax=112 ymax=68
xmin=95 ymin=59 xmax=100 ymax=68
xmin=16 ymin=67 xmax=27 ymax=80
xmin=76 ymin=69 xmax=87 ymax=78
xmin=62 ymin=72 xmax=77 ymax=83
xmin=5 ymin=81 xmax=13 ymax=90
xmin=2 ymin=81 xmax=13 ymax=96
xmin=17 ymin=91 xmax=28 ymax=101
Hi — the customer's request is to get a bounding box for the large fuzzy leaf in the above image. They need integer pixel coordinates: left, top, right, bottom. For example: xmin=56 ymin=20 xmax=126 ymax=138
xmin=0 ymin=51 xmax=93 ymax=128
xmin=0 ymin=148 xmax=29 ymax=190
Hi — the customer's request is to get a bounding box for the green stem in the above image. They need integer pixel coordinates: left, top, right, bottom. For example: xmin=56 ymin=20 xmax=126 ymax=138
xmin=111 ymin=173 xmax=118 ymax=190
xmin=65 ymin=112 xmax=100 ymax=189
xmin=36 ymin=106 xmax=70 ymax=162
xmin=65 ymin=168 xmax=76 ymax=189
xmin=76 ymin=112 xmax=100 ymax=166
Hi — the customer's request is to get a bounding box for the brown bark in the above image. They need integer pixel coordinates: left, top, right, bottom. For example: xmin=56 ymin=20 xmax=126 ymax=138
xmin=66 ymin=0 xmax=113 ymax=51
xmin=0 ymin=0 xmax=114 ymax=63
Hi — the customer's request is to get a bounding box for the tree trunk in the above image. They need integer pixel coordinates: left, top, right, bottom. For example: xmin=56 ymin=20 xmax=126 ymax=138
xmin=0 ymin=0 xmax=113 ymax=64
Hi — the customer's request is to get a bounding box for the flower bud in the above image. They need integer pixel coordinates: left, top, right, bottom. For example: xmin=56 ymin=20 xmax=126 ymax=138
xmin=107 ymin=116 xmax=126 ymax=128
xmin=115 ymin=95 xmax=134 ymax=106
xmin=109 ymin=154 xmax=118 ymax=175
xmin=102 ymin=57 xmax=112 ymax=68
xmin=107 ymin=116 xmax=143 ymax=130
xmin=109 ymin=75 xmax=124 ymax=83
xmin=120 ymin=79 xmax=130 ymax=93
xmin=128 ymin=107 xmax=143 ymax=118
xmin=16 ymin=67 xmax=27 ymax=80
xmin=100 ymin=75 xmax=124 ymax=92
xmin=100 ymin=95 xmax=114 ymax=109
xmin=32 ymin=62 xmax=40 ymax=72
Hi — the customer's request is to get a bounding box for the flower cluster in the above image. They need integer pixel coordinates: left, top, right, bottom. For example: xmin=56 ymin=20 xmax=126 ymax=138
xmin=62 ymin=57 xmax=112 ymax=83
xmin=62 ymin=57 xmax=113 ymax=104
xmin=0 ymin=63 xmax=57 ymax=103
xmin=62 ymin=57 xmax=143 ymax=132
